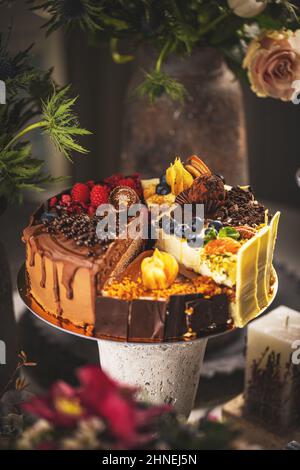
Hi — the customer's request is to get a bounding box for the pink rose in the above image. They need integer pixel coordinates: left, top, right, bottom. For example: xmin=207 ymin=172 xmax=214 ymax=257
xmin=243 ymin=30 xmax=300 ymax=101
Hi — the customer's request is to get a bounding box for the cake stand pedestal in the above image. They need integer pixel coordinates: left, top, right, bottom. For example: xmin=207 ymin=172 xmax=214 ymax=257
xmin=98 ymin=338 xmax=207 ymax=417
xmin=17 ymin=264 xmax=278 ymax=419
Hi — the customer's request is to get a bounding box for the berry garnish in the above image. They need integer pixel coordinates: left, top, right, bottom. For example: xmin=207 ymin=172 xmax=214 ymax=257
xmin=71 ymin=183 xmax=90 ymax=204
xmin=86 ymin=180 xmax=95 ymax=189
xmin=49 ymin=196 xmax=58 ymax=208
xmin=88 ymin=205 xmax=96 ymax=217
xmin=174 ymin=223 xmax=190 ymax=239
xmin=90 ymin=184 xmax=110 ymax=207
xmin=156 ymin=183 xmax=171 ymax=196
xmin=192 ymin=216 xmax=204 ymax=232
xmin=41 ymin=212 xmax=57 ymax=223
xmin=187 ymin=233 xmax=204 ymax=248
xmin=118 ymin=177 xmax=136 ymax=190
xmin=104 ymin=173 xmax=123 ymax=188
xmin=161 ymin=216 xmax=175 ymax=235
xmin=208 ymin=220 xmax=223 ymax=232
xmin=61 ymin=194 xmax=71 ymax=205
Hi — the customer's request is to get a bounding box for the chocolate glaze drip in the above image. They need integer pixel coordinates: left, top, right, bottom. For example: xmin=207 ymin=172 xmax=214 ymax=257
xmin=40 ymin=255 xmax=46 ymax=288
xmin=23 ymin=202 xmax=144 ymax=325
xmin=52 ymin=262 xmax=62 ymax=316
xmin=23 ymin=208 xmax=112 ymax=320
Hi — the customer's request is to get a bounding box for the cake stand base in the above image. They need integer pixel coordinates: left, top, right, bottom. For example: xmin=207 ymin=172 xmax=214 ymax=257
xmin=97 ymin=338 xmax=208 ymax=417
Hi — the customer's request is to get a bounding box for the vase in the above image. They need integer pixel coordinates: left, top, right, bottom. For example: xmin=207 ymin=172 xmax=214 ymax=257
xmin=121 ymin=48 xmax=248 ymax=185
xmin=0 ymin=200 xmax=18 ymax=395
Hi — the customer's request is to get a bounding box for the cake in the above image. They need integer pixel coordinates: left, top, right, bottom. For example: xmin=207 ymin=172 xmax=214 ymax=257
xmin=23 ymin=156 xmax=279 ymax=341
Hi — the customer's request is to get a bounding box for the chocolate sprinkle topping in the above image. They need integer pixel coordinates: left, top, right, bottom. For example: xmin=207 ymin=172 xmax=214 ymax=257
xmin=213 ymin=186 xmax=265 ymax=227
xmin=43 ymin=213 xmax=111 ymax=249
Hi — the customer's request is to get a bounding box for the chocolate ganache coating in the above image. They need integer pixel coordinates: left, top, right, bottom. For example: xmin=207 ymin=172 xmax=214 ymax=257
xmin=95 ymin=293 xmax=231 ymax=342
xmin=176 ymin=174 xmax=226 ymax=216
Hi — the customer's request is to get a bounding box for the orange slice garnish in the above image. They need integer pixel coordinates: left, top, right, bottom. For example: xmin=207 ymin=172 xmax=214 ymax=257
xmin=204 ymin=237 xmax=241 ymax=255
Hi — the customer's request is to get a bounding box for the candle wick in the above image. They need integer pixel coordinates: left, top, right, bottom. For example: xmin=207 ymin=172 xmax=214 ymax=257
xmin=285 ymin=316 xmax=289 ymax=329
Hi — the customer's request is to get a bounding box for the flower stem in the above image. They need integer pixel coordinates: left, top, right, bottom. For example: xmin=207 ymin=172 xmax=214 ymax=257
xmin=199 ymin=10 xmax=228 ymax=37
xmin=0 ymin=364 xmax=22 ymax=399
xmin=3 ymin=121 xmax=47 ymax=152
xmin=155 ymin=40 xmax=172 ymax=73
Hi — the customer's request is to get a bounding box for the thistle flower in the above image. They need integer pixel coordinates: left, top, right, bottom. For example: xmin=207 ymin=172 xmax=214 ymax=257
xmin=29 ymin=0 xmax=103 ymax=34
xmin=137 ymin=71 xmax=187 ymax=104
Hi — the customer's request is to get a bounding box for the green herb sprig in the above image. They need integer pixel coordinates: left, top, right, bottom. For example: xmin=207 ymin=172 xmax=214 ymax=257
xmin=0 ymin=33 xmax=90 ymax=202
xmin=4 ymin=86 xmax=91 ymax=161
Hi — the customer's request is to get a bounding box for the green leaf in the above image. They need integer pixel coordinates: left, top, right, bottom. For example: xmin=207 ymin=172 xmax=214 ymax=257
xmin=41 ymin=85 xmax=91 ymax=160
xmin=204 ymin=227 xmax=218 ymax=245
xmin=218 ymin=226 xmax=240 ymax=240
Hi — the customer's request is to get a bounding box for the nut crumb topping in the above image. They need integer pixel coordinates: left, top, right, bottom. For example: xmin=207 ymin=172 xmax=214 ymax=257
xmin=104 ymin=275 xmax=235 ymax=301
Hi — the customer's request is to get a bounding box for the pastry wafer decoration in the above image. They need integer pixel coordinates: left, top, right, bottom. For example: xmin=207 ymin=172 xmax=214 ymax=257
xmin=184 ymin=155 xmax=212 ymax=178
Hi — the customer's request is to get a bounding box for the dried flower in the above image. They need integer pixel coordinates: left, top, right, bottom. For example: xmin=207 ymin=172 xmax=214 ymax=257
xmin=17 ymin=419 xmax=53 ymax=450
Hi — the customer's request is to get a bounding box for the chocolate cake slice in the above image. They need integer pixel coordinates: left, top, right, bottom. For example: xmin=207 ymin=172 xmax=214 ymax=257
xmin=23 ymin=203 xmax=144 ymax=330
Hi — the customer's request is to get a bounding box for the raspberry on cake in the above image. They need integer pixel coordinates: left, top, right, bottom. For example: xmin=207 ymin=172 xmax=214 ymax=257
xmin=71 ymin=183 xmax=90 ymax=203
xmin=90 ymin=184 xmax=110 ymax=207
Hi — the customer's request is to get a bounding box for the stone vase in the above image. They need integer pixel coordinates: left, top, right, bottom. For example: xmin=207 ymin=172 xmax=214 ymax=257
xmin=121 ymin=48 xmax=248 ymax=185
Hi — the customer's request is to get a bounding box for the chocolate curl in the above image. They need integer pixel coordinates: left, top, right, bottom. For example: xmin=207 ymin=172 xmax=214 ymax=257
xmin=175 ymin=174 xmax=226 ymax=216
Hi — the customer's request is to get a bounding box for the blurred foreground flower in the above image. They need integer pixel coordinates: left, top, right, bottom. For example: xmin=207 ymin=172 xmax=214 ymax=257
xmin=21 ymin=365 xmax=170 ymax=449
xmin=243 ymin=30 xmax=300 ymax=101
xmin=11 ymin=365 xmax=239 ymax=450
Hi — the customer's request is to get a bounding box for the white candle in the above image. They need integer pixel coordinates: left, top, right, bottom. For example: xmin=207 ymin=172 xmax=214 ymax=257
xmin=245 ymin=306 xmax=300 ymax=431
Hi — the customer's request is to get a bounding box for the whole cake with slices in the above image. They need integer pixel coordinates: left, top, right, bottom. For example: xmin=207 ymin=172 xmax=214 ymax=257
xmin=23 ymin=155 xmax=280 ymax=341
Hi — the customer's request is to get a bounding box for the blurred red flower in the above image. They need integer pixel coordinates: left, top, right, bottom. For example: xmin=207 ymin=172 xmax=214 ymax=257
xmin=22 ymin=366 xmax=170 ymax=448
